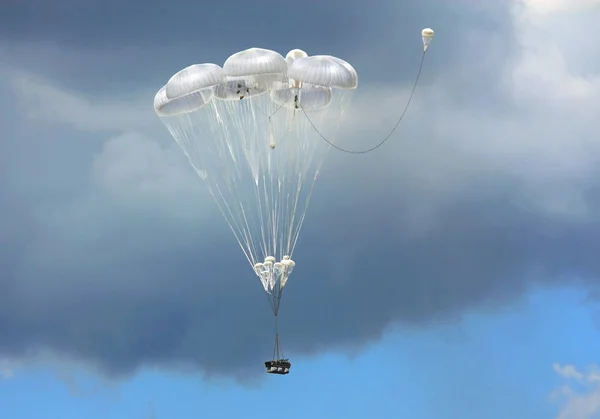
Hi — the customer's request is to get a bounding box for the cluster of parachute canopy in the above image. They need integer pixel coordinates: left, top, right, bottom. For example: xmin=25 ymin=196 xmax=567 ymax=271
xmin=153 ymin=46 xmax=359 ymax=316
xmin=154 ymin=26 xmax=434 ymax=120
xmin=154 ymin=47 xmax=358 ymax=120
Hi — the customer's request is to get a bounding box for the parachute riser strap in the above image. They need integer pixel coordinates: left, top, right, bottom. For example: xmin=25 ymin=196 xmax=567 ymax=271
xmin=270 ymin=287 xmax=284 ymax=360
xmin=272 ymin=285 xmax=284 ymax=317
xmin=272 ymin=312 xmax=284 ymax=360
xmin=263 ymin=289 xmax=277 ymax=314
xmin=299 ymin=51 xmax=427 ymax=154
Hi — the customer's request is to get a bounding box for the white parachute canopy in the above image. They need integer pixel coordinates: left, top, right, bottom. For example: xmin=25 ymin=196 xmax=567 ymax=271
xmin=422 ymin=28 xmax=435 ymax=51
xmin=154 ymin=47 xmax=357 ymax=313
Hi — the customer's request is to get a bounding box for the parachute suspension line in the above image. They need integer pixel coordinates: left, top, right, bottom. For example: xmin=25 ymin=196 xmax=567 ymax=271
xmin=272 ymin=314 xmax=285 ymax=361
xmin=160 ymin=110 xmax=260 ymax=268
xmin=260 ymin=278 xmax=285 ymax=361
xmin=253 ymin=174 xmax=269 ymax=260
xmin=271 ymin=286 xmax=286 ymax=361
xmin=227 ymin=102 xmax=262 ymax=259
xmin=289 ymin=169 xmax=319 ymax=256
xmin=268 ymin=95 xmax=293 ymax=119
xmin=206 ymin=184 xmax=256 ymax=265
xmin=262 ymin=288 xmax=276 ymax=317
xmin=300 ymin=51 xmax=427 ymax=154
xmin=268 ymin=115 xmax=295 ymax=150
xmin=286 ymin=111 xmax=329 ymax=255
xmin=246 ymin=98 xmax=271 ymax=260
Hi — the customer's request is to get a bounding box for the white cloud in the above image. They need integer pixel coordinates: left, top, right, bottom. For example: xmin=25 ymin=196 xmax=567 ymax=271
xmin=521 ymin=0 xmax=600 ymax=15
xmin=555 ymin=363 xmax=586 ymax=381
xmin=511 ymin=0 xmax=600 ymax=104
xmin=10 ymin=72 xmax=156 ymax=133
xmin=0 ymin=360 xmax=14 ymax=379
xmin=17 ymin=131 xmax=216 ymax=287
xmin=90 ymin=131 xmax=201 ymax=207
xmin=553 ymin=363 xmax=600 ymax=419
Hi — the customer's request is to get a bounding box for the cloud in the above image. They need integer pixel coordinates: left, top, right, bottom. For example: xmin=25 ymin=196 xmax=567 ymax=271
xmin=11 ymin=72 xmax=155 ymax=133
xmin=0 ymin=360 xmax=14 ymax=379
xmin=512 ymin=0 xmax=600 ymax=104
xmin=555 ymin=364 xmax=586 ymax=381
xmin=520 ymin=0 xmax=600 ymax=15
xmin=553 ymin=363 xmax=600 ymax=419
xmin=1 ymin=0 xmax=600 ymax=381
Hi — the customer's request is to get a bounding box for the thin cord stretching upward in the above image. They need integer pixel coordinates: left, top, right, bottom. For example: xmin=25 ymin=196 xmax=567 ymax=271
xmin=300 ymin=51 xmax=427 ymax=154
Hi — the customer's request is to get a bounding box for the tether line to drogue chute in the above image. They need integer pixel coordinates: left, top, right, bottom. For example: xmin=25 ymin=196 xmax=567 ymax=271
xmin=273 ymin=28 xmax=436 ymax=155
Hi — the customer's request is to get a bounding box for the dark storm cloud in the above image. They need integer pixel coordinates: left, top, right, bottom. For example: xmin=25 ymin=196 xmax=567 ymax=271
xmin=1 ymin=0 xmax=599 ymax=381
xmin=1 ymin=0 xmax=513 ymax=91
xmin=2 ymin=142 xmax=600 ymax=380
xmin=2 ymin=0 xmax=489 ymax=51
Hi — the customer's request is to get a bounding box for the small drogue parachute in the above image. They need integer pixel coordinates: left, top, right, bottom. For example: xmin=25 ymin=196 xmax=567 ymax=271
xmin=422 ymin=28 xmax=435 ymax=52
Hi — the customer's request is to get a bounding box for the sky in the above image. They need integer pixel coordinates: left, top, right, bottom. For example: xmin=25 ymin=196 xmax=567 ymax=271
xmin=1 ymin=0 xmax=600 ymax=418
